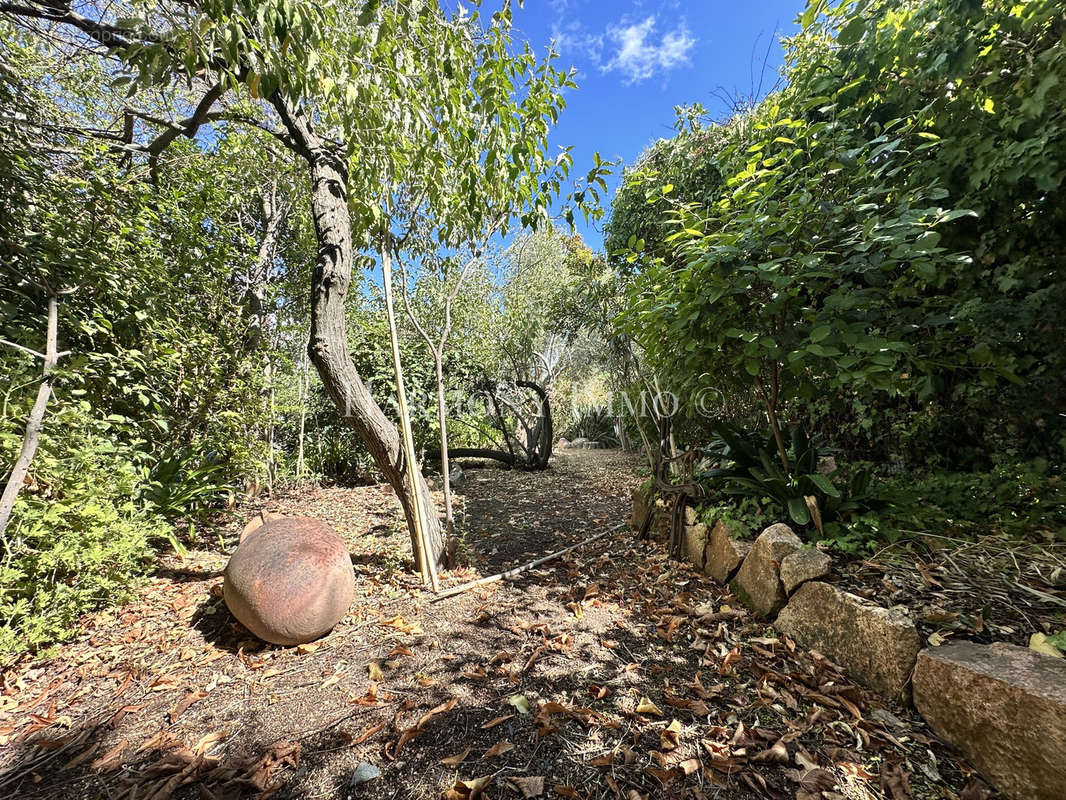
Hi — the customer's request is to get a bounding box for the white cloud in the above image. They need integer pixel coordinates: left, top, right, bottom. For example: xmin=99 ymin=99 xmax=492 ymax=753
xmin=602 ymin=16 xmax=695 ymax=84
xmin=550 ymin=18 xmax=605 ymax=66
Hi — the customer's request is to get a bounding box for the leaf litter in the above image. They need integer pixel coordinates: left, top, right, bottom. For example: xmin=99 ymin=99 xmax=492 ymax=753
xmin=0 ymin=451 xmax=993 ymax=798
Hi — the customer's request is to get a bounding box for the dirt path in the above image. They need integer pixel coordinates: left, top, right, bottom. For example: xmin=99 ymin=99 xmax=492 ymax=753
xmin=0 ymin=450 xmax=987 ymax=799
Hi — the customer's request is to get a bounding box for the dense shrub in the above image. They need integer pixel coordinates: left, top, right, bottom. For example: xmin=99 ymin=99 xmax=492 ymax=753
xmin=606 ymin=0 xmax=1066 ymax=549
xmin=611 ymin=0 xmax=1066 ymax=473
xmin=0 ymin=406 xmax=167 ymax=659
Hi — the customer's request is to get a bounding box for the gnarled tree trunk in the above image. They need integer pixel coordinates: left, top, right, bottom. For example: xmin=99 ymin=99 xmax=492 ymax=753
xmin=300 ymin=141 xmax=445 ymax=570
xmin=428 ymin=380 xmax=551 ymax=471
xmin=518 ymin=379 xmax=552 ymax=470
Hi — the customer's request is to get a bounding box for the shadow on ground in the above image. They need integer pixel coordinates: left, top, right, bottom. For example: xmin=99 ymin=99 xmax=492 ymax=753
xmin=0 ymin=451 xmax=982 ymax=800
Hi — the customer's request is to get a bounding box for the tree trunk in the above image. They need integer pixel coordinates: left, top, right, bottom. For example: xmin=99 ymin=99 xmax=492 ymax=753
xmin=434 ymin=356 xmax=455 ymax=530
xmin=517 ymin=380 xmax=552 ymax=470
xmin=426 ymin=447 xmax=515 ymax=467
xmin=244 ymin=180 xmax=287 ymax=352
xmin=0 ymin=292 xmax=60 ymax=535
xmin=295 ymin=357 xmax=307 ymax=483
xmin=303 ymin=149 xmax=445 ymax=571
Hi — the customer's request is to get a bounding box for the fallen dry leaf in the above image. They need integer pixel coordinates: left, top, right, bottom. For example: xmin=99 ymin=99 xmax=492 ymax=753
xmin=168 ymin=690 xmax=207 ymax=724
xmin=90 ymin=739 xmax=128 ymax=772
xmin=382 ymin=615 xmax=423 ymax=635
xmin=441 ymin=747 xmax=471 ymax=767
xmin=509 ymin=775 xmax=545 ymax=797
xmin=348 ymin=721 xmax=385 ymax=747
xmin=635 ymin=696 xmax=662 ymax=716
xmin=482 ymin=740 xmax=514 ymax=759
xmin=417 ymin=696 xmax=458 ymax=729
xmin=443 ymin=774 xmax=492 ymax=799
xmin=660 ymin=719 xmax=682 ymax=751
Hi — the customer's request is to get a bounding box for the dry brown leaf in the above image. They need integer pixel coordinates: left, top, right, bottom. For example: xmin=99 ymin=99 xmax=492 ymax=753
xmin=880 ymin=760 xmax=911 ymax=800
xmin=296 ymin=642 xmax=319 ymax=654
xmin=417 ymin=696 xmax=458 ymax=729
xmin=677 ymin=758 xmax=700 ymax=775
xmin=443 ymin=774 xmax=493 ymax=799
xmin=137 ymin=728 xmax=181 ymax=754
xmin=349 ymin=721 xmax=385 ymax=746
xmin=482 ymin=740 xmax=514 ymax=759
xmin=441 ymin=747 xmax=471 ymax=767
xmin=382 ymin=615 xmax=423 ymax=635
xmin=589 ymin=751 xmax=614 ymax=767
xmin=635 ymin=696 xmax=662 ymax=716
xmin=752 ymin=738 xmax=789 ymax=764
xmin=62 ymin=741 xmax=100 ymax=771
xmin=90 ymin=738 xmax=128 ymax=772
xmin=660 ymin=719 xmax=682 ymax=751
xmin=480 ymin=714 xmax=513 ymax=729
xmin=509 ymin=775 xmax=545 ymax=798
xmin=167 ymin=690 xmax=206 ymax=724
xmin=194 ymin=729 xmax=227 ymax=756
xmin=394 ymin=726 xmax=422 ymax=755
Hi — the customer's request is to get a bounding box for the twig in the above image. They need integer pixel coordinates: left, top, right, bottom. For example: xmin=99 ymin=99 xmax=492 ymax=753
xmin=433 ymin=524 xmax=626 ymax=602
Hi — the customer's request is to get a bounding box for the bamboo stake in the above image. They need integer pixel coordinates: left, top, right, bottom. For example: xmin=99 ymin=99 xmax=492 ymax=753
xmin=380 ymin=244 xmax=439 ymax=591
xmin=432 ymin=523 xmax=625 ymax=601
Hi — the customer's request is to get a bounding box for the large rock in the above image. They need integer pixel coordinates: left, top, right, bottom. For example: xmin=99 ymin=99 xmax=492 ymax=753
xmin=706 ymin=520 xmax=750 ymax=584
xmin=779 ymin=548 xmax=832 ymax=594
xmin=775 ymin=581 xmax=919 ymax=701
xmin=681 ymin=523 xmax=709 ymax=570
xmin=730 ymin=523 xmax=802 ymax=617
xmin=224 ymin=516 xmax=355 ymax=646
xmin=913 ymin=642 xmax=1066 ymax=800
xmin=629 ymin=487 xmax=651 ymax=531
xmin=630 ymin=488 xmax=669 ymax=542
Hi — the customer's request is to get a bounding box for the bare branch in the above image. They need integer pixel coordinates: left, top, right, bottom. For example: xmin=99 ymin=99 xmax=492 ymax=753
xmin=0 ymin=338 xmax=45 ymax=360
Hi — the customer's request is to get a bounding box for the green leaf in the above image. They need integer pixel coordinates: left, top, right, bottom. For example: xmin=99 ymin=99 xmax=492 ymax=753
xmin=808 ymin=473 xmax=840 ymax=498
xmin=787 ymin=497 xmax=811 ymax=526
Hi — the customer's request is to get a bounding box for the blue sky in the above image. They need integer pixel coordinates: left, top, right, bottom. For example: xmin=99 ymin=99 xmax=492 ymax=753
xmin=510 ymin=0 xmax=806 ymax=248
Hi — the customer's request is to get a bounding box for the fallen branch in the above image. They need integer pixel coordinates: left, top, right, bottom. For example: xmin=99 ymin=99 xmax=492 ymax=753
xmin=433 ymin=523 xmax=626 ymax=601
xmin=424 ymin=447 xmax=515 ymax=467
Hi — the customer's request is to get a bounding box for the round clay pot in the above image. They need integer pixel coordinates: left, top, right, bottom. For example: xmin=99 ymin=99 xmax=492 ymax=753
xmin=223 ymin=516 xmax=355 ymax=646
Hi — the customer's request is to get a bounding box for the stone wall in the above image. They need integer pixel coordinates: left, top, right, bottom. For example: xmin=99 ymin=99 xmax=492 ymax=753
xmin=635 ymin=499 xmax=1066 ymax=800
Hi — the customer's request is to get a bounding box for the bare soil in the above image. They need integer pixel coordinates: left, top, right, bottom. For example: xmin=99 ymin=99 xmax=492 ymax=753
xmin=0 ymin=450 xmax=994 ymax=800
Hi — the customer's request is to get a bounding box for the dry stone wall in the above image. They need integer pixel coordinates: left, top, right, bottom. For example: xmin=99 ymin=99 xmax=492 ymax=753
xmin=634 ymin=496 xmax=1066 ymax=800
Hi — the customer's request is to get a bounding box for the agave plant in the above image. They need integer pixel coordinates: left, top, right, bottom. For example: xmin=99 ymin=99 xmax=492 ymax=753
xmin=698 ymin=422 xmax=875 ymax=533
xmin=565 ymin=407 xmax=620 ymax=447
xmin=140 ymin=447 xmax=231 ymax=521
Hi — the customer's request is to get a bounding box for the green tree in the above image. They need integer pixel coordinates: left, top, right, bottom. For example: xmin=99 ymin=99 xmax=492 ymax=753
xmin=0 ymin=0 xmax=595 ymax=578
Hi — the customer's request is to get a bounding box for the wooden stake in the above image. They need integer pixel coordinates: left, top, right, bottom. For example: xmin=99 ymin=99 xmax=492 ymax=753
xmin=380 ymin=244 xmax=439 ymax=591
